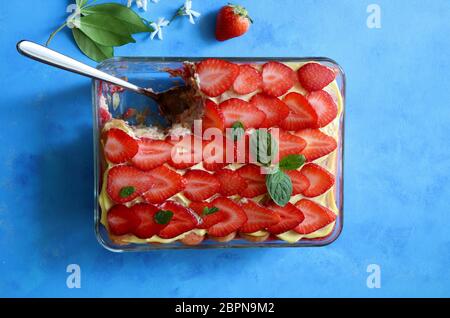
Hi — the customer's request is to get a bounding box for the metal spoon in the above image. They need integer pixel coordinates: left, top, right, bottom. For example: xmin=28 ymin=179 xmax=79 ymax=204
xmin=16 ymin=40 xmax=194 ymax=119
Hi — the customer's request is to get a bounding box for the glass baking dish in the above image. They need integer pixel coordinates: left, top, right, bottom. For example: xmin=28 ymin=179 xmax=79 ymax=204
xmin=93 ymin=57 xmax=345 ymax=252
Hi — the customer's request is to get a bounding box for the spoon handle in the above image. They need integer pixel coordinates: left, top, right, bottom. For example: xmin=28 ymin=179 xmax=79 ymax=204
xmin=17 ymin=40 xmax=145 ymax=94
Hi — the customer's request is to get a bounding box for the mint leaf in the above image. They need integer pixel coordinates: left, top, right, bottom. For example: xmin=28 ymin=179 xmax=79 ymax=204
xmin=202 ymin=207 xmax=219 ymax=215
xmin=154 ymin=210 xmax=174 ymax=225
xmin=250 ymin=130 xmax=278 ymax=166
xmin=266 ymin=170 xmax=292 ymax=207
xmin=81 ymin=3 xmax=153 ymax=34
xmin=78 ymin=14 xmax=136 ymax=47
xmin=279 ymin=154 xmax=306 ymax=171
xmin=119 ymin=186 xmax=135 ymax=198
xmin=73 ymin=28 xmax=113 ymax=62
xmin=230 ymin=121 xmax=245 ymax=141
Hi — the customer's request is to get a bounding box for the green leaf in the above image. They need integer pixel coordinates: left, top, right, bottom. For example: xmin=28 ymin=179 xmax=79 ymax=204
xmin=154 ymin=210 xmax=174 ymax=225
xmin=279 ymin=154 xmax=306 ymax=171
xmin=119 ymin=185 xmax=135 ymax=198
xmin=230 ymin=121 xmax=245 ymax=141
xmin=266 ymin=170 xmax=293 ymax=207
xmin=81 ymin=3 xmax=153 ymax=34
xmin=202 ymin=207 xmax=219 ymax=216
xmin=250 ymin=129 xmax=278 ymax=166
xmin=78 ymin=14 xmax=136 ymax=47
xmin=73 ymin=28 xmax=113 ymax=62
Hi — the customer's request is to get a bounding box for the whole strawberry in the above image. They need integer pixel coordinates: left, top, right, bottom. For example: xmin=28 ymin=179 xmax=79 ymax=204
xmin=215 ymin=4 xmax=252 ymax=41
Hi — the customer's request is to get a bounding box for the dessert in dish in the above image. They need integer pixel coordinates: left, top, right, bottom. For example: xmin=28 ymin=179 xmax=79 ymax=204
xmin=97 ymin=58 xmax=344 ymax=247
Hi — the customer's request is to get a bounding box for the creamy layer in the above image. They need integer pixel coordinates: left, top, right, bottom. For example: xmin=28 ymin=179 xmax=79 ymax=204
xmin=98 ymin=61 xmax=343 ymax=245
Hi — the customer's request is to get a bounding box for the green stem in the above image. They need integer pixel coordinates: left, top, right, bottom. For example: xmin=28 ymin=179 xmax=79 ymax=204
xmin=46 ymin=22 xmax=67 ymax=46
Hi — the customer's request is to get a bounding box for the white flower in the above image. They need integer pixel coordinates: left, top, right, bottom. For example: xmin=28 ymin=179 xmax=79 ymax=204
xmin=127 ymin=0 xmax=148 ymax=11
xmin=179 ymin=0 xmax=201 ymax=24
xmin=150 ymin=17 xmax=170 ymax=40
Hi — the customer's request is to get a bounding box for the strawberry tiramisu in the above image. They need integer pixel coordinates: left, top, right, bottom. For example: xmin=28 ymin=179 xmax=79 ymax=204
xmin=96 ymin=58 xmax=344 ymax=247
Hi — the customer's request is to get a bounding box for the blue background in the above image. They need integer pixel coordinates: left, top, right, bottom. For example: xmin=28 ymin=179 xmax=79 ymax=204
xmin=1 ymin=0 xmax=449 ymax=297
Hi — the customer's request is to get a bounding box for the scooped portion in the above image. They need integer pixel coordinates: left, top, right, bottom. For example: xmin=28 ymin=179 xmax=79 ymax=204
xmin=98 ymin=59 xmax=343 ymax=246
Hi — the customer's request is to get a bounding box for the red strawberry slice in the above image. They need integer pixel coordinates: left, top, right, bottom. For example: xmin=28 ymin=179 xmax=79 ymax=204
xmin=104 ymin=128 xmax=139 ymax=164
xmin=220 ymin=98 xmax=266 ymax=129
xmin=180 ymin=232 xmax=204 ymax=246
xmin=215 ymin=168 xmax=247 ymax=196
xmin=294 ymin=129 xmax=337 ymax=161
xmin=294 ymin=199 xmax=336 ymax=234
xmin=300 ymin=163 xmax=335 ymax=197
xmin=196 ymin=58 xmax=240 ymax=97
xmin=106 ymin=165 xmax=153 ymax=203
xmin=202 ymin=136 xmax=234 ymax=171
xmin=250 ymin=93 xmax=290 ymax=128
xmin=262 ymin=61 xmax=296 ymax=97
xmin=201 ymin=99 xmax=225 ymax=132
xmin=168 ymin=134 xmax=203 ymax=169
xmin=157 ymin=201 xmax=200 ymax=239
xmin=285 ymin=170 xmax=310 ymax=195
xmin=189 ymin=201 xmax=227 ymax=229
xmin=237 ymin=164 xmax=267 ymax=198
xmin=280 ymin=92 xmax=318 ymax=130
xmin=131 ymin=138 xmax=173 ymax=171
xmin=207 ymin=197 xmax=248 ymax=237
xmin=141 ymin=165 xmax=185 ymax=204
xmin=131 ymin=203 xmax=172 ymax=239
xmin=307 ymin=90 xmax=338 ymax=128
xmin=183 ymin=170 xmax=220 ymax=201
xmin=240 ymin=200 xmax=281 ymax=233
xmin=233 ymin=64 xmax=262 ymax=95
xmin=276 ymin=130 xmax=307 ymax=159
xmin=107 ymin=204 xmax=139 ymax=236
xmin=297 ymin=62 xmax=336 ymax=92
xmin=266 ymin=202 xmax=305 ymax=235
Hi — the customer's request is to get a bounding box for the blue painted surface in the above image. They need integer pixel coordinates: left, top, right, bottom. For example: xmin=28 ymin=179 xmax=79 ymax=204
xmin=0 ymin=0 xmax=449 ymax=297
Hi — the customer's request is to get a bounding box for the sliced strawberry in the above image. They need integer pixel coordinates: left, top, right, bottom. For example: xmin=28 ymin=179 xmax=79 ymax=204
xmin=220 ymin=98 xmax=266 ymax=129
xmin=168 ymin=134 xmax=203 ymax=169
xmin=202 ymin=136 xmax=234 ymax=171
xmin=183 ymin=170 xmax=220 ymax=201
xmin=300 ymin=163 xmax=335 ymax=197
xmin=237 ymin=164 xmax=267 ymax=198
xmin=294 ymin=199 xmax=336 ymax=234
xmin=294 ymin=129 xmax=337 ymax=161
xmin=106 ymin=165 xmax=153 ymax=203
xmin=141 ymin=165 xmax=185 ymax=204
xmin=250 ymin=93 xmax=290 ymax=128
xmin=276 ymin=130 xmax=307 ymax=159
xmin=196 ymin=58 xmax=239 ymax=97
xmin=201 ymin=99 xmax=225 ymax=132
xmin=266 ymin=202 xmax=305 ymax=235
xmin=207 ymin=197 xmax=247 ymax=237
xmin=157 ymin=201 xmax=200 ymax=239
xmin=215 ymin=168 xmax=247 ymax=196
xmin=131 ymin=138 xmax=173 ymax=171
xmin=261 ymin=61 xmax=296 ymax=97
xmin=104 ymin=128 xmax=139 ymax=164
xmin=131 ymin=203 xmax=173 ymax=239
xmin=280 ymin=92 xmax=318 ymax=130
xmin=307 ymin=90 xmax=338 ymax=128
xmin=107 ymin=204 xmax=139 ymax=236
xmin=285 ymin=170 xmax=310 ymax=195
xmin=189 ymin=201 xmax=227 ymax=229
xmin=99 ymin=107 xmax=112 ymax=126
xmin=240 ymin=200 xmax=281 ymax=233
xmin=233 ymin=64 xmax=262 ymax=95
xmin=297 ymin=62 xmax=336 ymax=92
